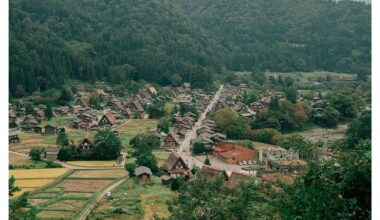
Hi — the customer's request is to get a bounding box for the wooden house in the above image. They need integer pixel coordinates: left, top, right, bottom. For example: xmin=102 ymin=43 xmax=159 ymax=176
xmin=106 ymin=100 xmax=123 ymax=111
xmin=144 ymin=84 xmax=157 ymax=96
xmin=164 ymin=152 xmax=190 ymax=179
xmin=163 ymin=132 xmax=181 ymax=148
xmin=123 ymin=108 xmax=133 ymax=119
xmin=9 ymin=131 xmax=20 ymax=143
xmin=20 ymin=115 xmax=40 ymax=132
xmin=134 ymin=166 xmax=153 ymax=185
xmin=78 ymin=112 xmax=95 ymax=123
xmin=98 ymin=112 xmax=116 ymax=128
xmin=74 ymin=98 xmax=88 ymax=108
xmin=44 ymin=147 xmax=59 ymax=160
xmin=34 ymin=110 xmax=45 ymax=122
xmin=79 ymin=133 xmax=94 ymax=154
xmin=44 ymin=125 xmax=58 ymax=135
xmin=128 ymin=101 xmax=144 ymax=112
xmin=55 ymin=106 xmax=69 ymax=116
xmin=72 ymin=119 xmax=88 ymax=130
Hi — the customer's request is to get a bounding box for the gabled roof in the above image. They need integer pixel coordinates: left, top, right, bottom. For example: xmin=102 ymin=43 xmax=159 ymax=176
xmin=165 ymin=132 xmax=181 ymax=145
xmin=102 ymin=112 xmax=116 ymax=124
xmin=22 ymin=115 xmax=38 ymax=124
xmin=164 ymin=152 xmax=189 ymax=171
xmin=135 ymin=166 xmax=153 ymax=176
xmin=44 ymin=124 xmax=57 ymax=129
xmin=9 ymin=131 xmax=19 ymax=136
xmin=130 ymin=101 xmax=144 ymax=112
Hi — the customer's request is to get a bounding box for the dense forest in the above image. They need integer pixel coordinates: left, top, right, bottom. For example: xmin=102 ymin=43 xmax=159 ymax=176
xmin=9 ymin=0 xmax=370 ymax=96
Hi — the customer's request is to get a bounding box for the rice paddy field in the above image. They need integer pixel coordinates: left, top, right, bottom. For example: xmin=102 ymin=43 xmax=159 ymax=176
xmin=14 ymin=169 xmax=128 ymax=219
xmin=88 ymin=177 xmax=177 ymax=220
xmin=9 ymin=168 xmax=69 ymax=198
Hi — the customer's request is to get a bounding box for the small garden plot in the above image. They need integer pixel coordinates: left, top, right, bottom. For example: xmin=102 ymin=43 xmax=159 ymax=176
xmin=45 ymin=199 xmax=86 ymax=210
xmin=44 ymin=187 xmax=62 ymax=193
xmin=66 ymin=160 xmax=119 ymax=167
xmin=69 ymin=170 xmax=127 ymax=179
xmin=15 ymin=179 xmax=54 ymax=188
xmin=31 ymin=192 xmax=59 ymax=199
xmin=62 ymin=192 xmax=94 ymax=198
xmin=29 ymin=198 xmax=49 ymax=206
xmin=10 ymin=168 xmax=68 ymax=179
xmin=37 ymin=210 xmax=75 ymax=219
xmin=57 ymin=179 xmax=113 ymax=192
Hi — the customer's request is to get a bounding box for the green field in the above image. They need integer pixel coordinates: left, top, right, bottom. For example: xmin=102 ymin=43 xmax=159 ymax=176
xmin=115 ymin=119 xmax=158 ymax=149
xmin=89 ymin=177 xmax=177 ymax=220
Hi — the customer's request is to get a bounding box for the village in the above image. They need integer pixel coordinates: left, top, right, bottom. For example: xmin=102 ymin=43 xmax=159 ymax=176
xmin=8 ymin=71 xmax=370 ymax=219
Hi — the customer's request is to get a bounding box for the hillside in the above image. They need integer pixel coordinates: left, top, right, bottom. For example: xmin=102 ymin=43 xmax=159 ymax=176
xmin=177 ymin=0 xmax=371 ymax=73
xmin=9 ymin=0 xmax=225 ymax=96
xmin=9 ymin=0 xmax=370 ymax=97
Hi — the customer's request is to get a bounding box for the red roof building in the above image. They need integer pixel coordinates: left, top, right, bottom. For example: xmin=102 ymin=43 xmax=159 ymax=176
xmin=213 ymin=142 xmax=258 ymax=164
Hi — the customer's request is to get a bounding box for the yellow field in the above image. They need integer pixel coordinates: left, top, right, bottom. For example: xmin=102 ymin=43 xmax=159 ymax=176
xmin=69 ymin=169 xmax=127 ymax=178
xmin=10 ymin=168 xmax=68 ymax=179
xmin=9 ymin=168 xmax=69 ymax=198
xmin=15 ymin=179 xmax=54 ymax=188
xmin=66 ymin=161 xmax=119 ymax=167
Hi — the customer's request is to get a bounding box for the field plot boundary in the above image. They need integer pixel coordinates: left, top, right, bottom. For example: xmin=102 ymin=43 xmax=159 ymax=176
xmin=27 ymin=170 xmax=74 ymax=197
xmin=76 ymin=177 xmax=127 ymax=220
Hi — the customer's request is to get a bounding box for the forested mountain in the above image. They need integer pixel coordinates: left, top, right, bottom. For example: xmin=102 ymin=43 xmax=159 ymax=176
xmin=9 ymin=0 xmax=370 ymax=97
xmin=177 ymin=0 xmax=371 ymax=72
xmin=10 ymin=0 xmax=225 ymax=96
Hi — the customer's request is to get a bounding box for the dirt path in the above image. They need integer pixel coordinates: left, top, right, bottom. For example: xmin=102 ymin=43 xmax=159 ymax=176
xmin=77 ymin=177 xmax=127 ymax=220
xmin=114 ymin=119 xmax=132 ymax=130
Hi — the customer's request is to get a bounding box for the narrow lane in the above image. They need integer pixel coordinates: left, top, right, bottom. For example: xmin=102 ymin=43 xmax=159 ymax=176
xmin=178 ymin=84 xmax=224 ymax=168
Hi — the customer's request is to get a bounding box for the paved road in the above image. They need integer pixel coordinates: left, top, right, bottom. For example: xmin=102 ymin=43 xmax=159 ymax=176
xmin=78 ymin=177 xmax=127 ymax=220
xmin=178 ymin=85 xmax=224 ymax=169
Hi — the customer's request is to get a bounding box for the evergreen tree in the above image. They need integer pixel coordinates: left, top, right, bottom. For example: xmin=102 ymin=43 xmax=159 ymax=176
xmin=44 ymin=105 xmax=53 ymax=120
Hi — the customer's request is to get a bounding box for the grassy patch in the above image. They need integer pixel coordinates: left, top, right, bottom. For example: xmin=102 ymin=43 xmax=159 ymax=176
xmin=89 ymin=177 xmax=177 ymax=220
xmin=115 ymin=119 xmax=158 ymax=149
